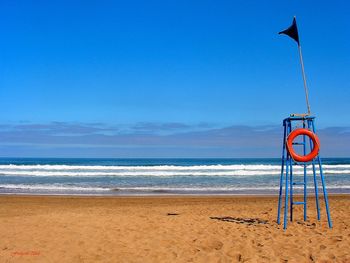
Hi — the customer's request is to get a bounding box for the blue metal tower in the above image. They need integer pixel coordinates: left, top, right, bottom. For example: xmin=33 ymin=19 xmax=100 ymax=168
xmin=277 ymin=115 xmax=332 ymax=230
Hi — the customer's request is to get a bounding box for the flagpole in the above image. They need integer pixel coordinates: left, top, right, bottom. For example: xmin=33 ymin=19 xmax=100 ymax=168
xmin=297 ymin=44 xmax=311 ymax=115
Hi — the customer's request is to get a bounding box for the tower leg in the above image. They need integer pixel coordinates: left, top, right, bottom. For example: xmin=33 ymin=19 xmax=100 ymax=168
xmin=308 ymin=120 xmax=321 ymax=220
xmin=289 ymin=155 xmax=293 ymax=221
xmin=289 ymin=121 xmax=294 ymax=222
xmin=284 ymin=153 xmax=289 ymax=230
xmin=303 ymin=122 xmax=307 ymax=221
xmin=283 ymin=122 xmax=291 ymax=230
xmin=316 ymin=156 xmax=333 ymax=228
xmin=277 ymin=123 xmax=287 ymax=225
xmin=303 ymin=138 xmax=307 ymax=221
xmin=311 ymin=159 xmax=320 ymax=220
xmin=311 ymin=121 xmax=333 ymax=228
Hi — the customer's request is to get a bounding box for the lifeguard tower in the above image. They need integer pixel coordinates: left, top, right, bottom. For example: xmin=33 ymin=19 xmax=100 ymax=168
xmin=277 ymin=115 xmax=332 ymax=229
xmin=277 ymin=17 xmax=332 ymax=229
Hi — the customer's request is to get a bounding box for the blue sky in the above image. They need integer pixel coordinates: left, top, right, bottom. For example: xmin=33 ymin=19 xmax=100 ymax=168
xmin=0 ymin=1 xmax=349 ymax=157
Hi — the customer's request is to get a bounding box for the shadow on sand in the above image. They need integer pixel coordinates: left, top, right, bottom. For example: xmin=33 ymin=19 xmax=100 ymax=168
xmin=210 ymin=216 xmax=268 ymax=226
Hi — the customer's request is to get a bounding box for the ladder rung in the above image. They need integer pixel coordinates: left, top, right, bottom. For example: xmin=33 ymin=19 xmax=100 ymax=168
xmin=293 ymin=182 xmax=305 ymax=185
xmin=293 ymin=162 xmax=310 ymax=165
xmin=292 ymin=162 xmax=303 ymax=166
xmin=293 ymin=202 xmax=305 ymax=205
xmin=292 ymin=142 xmax=305 ymax=145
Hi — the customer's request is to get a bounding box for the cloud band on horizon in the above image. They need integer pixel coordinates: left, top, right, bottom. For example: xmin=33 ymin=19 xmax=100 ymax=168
xmin=0 ymin=122 xmax=349 ymax=158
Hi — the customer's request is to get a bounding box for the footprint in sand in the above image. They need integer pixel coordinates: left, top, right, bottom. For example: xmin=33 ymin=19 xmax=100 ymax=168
xmin=330 ymin=235 xmax=343 ymax=242
xmin=194 ymin=239 xmax=223 ymax=252
xmin=320 ymin=244 xmax=327 ymax=250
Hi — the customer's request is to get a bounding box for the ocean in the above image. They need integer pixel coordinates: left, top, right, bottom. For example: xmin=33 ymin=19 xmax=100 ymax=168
xmin=0 ymin=158 xmax=349 ymax=195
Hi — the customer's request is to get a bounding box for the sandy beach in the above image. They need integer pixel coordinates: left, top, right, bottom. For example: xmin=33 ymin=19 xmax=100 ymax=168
xmin=0 ymin=195 xmax=349 ymax=262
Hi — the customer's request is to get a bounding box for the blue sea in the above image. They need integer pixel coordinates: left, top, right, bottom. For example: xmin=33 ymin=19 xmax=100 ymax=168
xmin=0 ymin=158 xmax=349 ymax=195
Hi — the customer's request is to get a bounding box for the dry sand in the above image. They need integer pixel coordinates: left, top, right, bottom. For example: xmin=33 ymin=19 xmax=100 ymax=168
xmin=0 ymin=195 xmax=349 ymax=262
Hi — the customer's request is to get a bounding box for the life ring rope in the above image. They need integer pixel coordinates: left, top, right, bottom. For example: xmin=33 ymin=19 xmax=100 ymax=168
xmin=286 ymin=128 xmax=320 ymax=162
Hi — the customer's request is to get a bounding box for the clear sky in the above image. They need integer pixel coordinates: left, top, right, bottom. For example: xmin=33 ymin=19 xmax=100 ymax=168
xmin=0 ymin=1 xmax=349 ymax=157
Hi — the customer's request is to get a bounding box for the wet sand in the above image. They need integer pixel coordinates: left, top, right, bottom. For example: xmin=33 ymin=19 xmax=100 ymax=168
xmin=0 ymin=195 xmax=349 ymax=262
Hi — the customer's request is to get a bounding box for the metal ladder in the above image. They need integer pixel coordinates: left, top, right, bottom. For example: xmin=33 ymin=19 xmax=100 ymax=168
xmin=277 ymin=116 xmax=332 ymax=230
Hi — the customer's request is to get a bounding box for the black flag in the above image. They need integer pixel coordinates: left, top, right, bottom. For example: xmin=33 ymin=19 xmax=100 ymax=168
xmin=279 ymin=17 xmax=300 ymax=45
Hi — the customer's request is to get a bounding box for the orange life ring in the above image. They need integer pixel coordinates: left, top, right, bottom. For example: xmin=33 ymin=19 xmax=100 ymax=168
xmin=286 ymin=128 xmax=320 ymax=162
